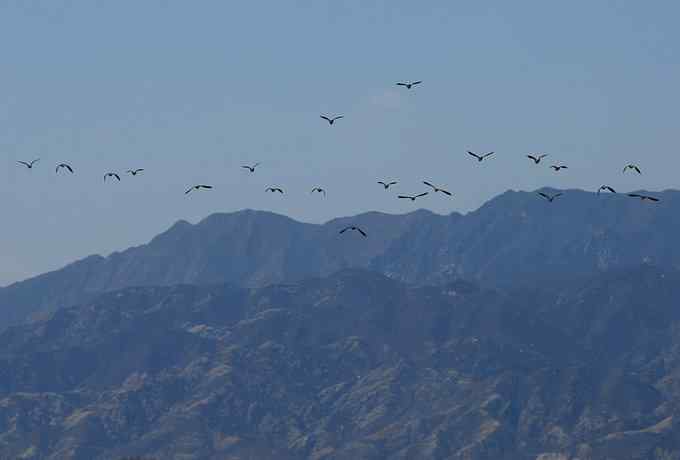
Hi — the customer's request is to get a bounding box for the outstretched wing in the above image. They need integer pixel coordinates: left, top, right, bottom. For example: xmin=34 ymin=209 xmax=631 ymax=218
xmin=423 ymin=181 xmax=435 ymax=189
xmin=397 ymin=195 xmax=411 ymax=199
xmin=18 ymin=161 xmax=30 ymax=167
xmin=527 ymin=155 xmax=537 ymax=161
xmin=388 ymin=181 xmax=398 ymax=185
xmin=467 ymin=151 xmax=481 ymax=160
xmin=538 ymin=192 xmax=549 ymax=200
xmin=320 ymin=115 xmax=331 ymax=122
xmin=396 ymin=82 xmax=407 ymax=87
xmin=439 ymin=189 xmax=452 ymax=196
xmin=332 ymin=115 xmax=344 ymax=121
xmin=185 ymin=187 xmax=194 ymax=194
xmin=646 ymin=196 xmax=659 ymax=201
xmin=482 ymin=151 xmax=495 ymax=158
xmin=114 ymin=174 xmax=121 ymax=181
xmin=411 ymin=81 xmax=422 ymax=86
xmin=357 ymin=227 xmax=367 ymax=237
xmin=415 ymin=192 xmax=429 ymax=198
xmin=634 ymin=166 xmax=641 ymax=174
xmin=339 ymin=227 xmax=349 ymax=234
xmin=65 ymin=164 xmax=73 ymax=173
xmin=628 ymin=193 xmax=641 ymax=198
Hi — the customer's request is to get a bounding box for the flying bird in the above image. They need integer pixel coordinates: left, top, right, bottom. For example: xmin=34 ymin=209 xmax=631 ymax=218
xmin=550 ymin=165 xmax=568 ymax=171
xmin=598 ymin=185 xmax=616 ymax=194
xmin=104 ymin=172 xmax=121 ymax=182
xmin=396 ymin=80 xmax=422 ymax=89
xmin=423 ymin=181 xmax=452 ymax=196
xmin=56 ymin=163 xmax=74 ymax=174
xmin=467 ymin=151 xmax=495 ymax=162
xmin=242 ymin=163 xmax=260 ymax=172
xmin=266 ymin=187 xmax=284 ymax=194
xmin=339 ymin=225 xmax=367 ymax=237
xmin=527 ymin=154 xmax=548 ymax=164
xmin=378 ymin=181 xmax=398 ymax=189
xmin=17 ymin=159 xmax=39 ymax=169
xmin=311 ymin=187 xmax=326 ymax=196
xmin=398 ymin=192 xmax=429 ymax=201
xmin=127 ymin=168 xmax=144 ymax=176
xmin=628 ymin=193 xmax=659 ymax=202
xmin=623 ymin=164 xmax=642 ymax=174
xmin=320 ymin=115 xmax=344 ymax=125
xmin=538 ymin=192 xmax=563 ymax=202
xmin=185 ymin=184 xmax=213 ymax=194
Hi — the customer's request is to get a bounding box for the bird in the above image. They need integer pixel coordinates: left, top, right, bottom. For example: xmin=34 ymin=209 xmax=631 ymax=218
xmin=55 ymin=163 xmax=74 ymax=174
xmin=242 ymin=163 xmax=260 ymax=173
xmin=623 ymin=164 xmax=642 ymax=174
xmin=378 ymin=181 xmax=398 ymax=189
xmin=320 ymin=115 xmax=344 ymax=125
xmin=396 ymin=81 xmax=422 ymax=89
xmin=339 ymin=225 xmax=367 ymax=237
xmin=398 ymin=192 xmax=429 ymax=201
xmin=527 ymin=154 xmax=548 ymax=164
xmin=598 ymin=185 xmax=616 ymax=194
xmin=185 ymin=184 xmax=213 ymax=194
xmin=17 ymin=159 xmax=39 ymax=169
xmin=467 ymin=151 xmax=494 ymax=162
xmin=266 ymin=187 xmax=284 ymax=194
xmin=127 ymin=168 xmax=144 ymax=176
xmin=550 ymin=164 xmax=568 ymax=171
xmin=311 ymin=187 xmax=326 ymax=196
xmin=423 ymin=181 xmax=452 ymax=196
xmin=104 ymin=172 xmax=121 ymax=182
xmin=628 ymin=193 xmax=659 ymax=202
xmin=538 ymin=191 xmax=562 ymax=202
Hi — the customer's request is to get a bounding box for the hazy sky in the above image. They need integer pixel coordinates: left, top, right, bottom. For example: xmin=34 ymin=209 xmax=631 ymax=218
xmin=1 ymin=1 xmax=679 ymax=286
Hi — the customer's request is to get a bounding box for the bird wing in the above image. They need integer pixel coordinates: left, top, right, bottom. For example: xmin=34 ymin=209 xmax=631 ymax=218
xmin=55 ymin=165 xmax=61 ymax=173
xmin=647 ymin=196 xmax=660 ymax=201
xmin=608 ymin=187 xmax=616 ymax=193
xmin=467 ymin=151 xmax=481 ymax=159
xmin=423 ymin=181 xmax=435 ymax=189
xmin=357 ymin=228 xmax=367 ymax=237
xmin=339 ymin=227 xmax=348 ymax=234
xmin=388 ymin=181 xmax=398 ymax=185
xmin=332 ymin=115 xmax=344 ymax=121
xmin=527 ymin=155 xmax=537 ymax=161
xmin=411 ymin=81 xmax=422 ymax=86
xmin=538 ymin=192 xmax=549 ymax=199
xmin=416 ymin=192 xmax=429 ymax=198
xmin=18 ymin=161 xmax=29 ymax=167
xmin=66 ymin=165 xmax=73 ymax=173
xmin=200 ymin=185 xmax=213 ymax=189
xmin=397 ymin=195 xmax=411 ymax=199
xmin=30 ymin=159 xmax=40 ymax=166
xmin=396 ymin=83 xmax=407 ymax=86
xmin=540 ymin=154 xmax=548 ymax=159
xmin=320 ymin=115 xmax=330 ymax=122
xmin=185 ymin=187 xmax=193 ymax=194
xmin=554 ymin=193 xmax=563 ymax=199
xmin=482 ymin=151 xmax=495 ymax=158
xmin=114 ymin=174 xmax=121 ymax=180
xmin=623 ymin=166 xmax=629 ymax=172
xmin=635 ymin=166 xmax=641 ymax=174
xmin=628 ymin=193 xmax=641 ymax=198
xmin=439 ymin=189 xmax=452 ymax=196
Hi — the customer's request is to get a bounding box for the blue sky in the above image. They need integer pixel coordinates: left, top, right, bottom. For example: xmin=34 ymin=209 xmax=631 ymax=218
xmin=1 ymin=1 xmax=679 ymax=285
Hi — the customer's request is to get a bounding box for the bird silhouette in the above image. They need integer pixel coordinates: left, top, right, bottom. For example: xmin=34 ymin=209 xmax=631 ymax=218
xmin=396 ymin=81 xmax=422 ymax=89
xmin=467 ymin=151 xmax=495 ymax=162
xmin=104 ymin=172 xmax=121 ymax=182
xmin=266 ymin=187 xmax=284 ymax=194
xmin=598 ymin=185 xmax=616 ymax=194
xmin=378 ymin=181 xmax=398 ymax=189
xmin=398 ymin=192 xmax=429 ymax=201
xmin=185 ymin=184 xmax=213 ymax=194
xmin=623 ymin=164 xmax=642 ymax=174
xmin=242 ymin=163 xmax=260 ymax=172
xmin=550 ymin=165 xmax=568 ymax=171
xmin=320 ymin=115 xmax=344 ymax=125
xmin=127 ymin=169 xmax=144 ymax=176
xmin=527 ymin=154 xmax=548 ymax=164
xmin=311 ymin=187 xmax=326 ymax=196
xmin=56 ymin=163 xmax=74 ymax=174
xmin=339 ymin=225 xmax=367 ymax=237
xmin=423 ymin=181 xmax=452 ymax=196
xmin=17 ymin=159 xmax=39 ymax=169
xmin=628 ymin=193 xmax=659 ymax=202
xmin=538 ymin=191 xmax=562 ymax=202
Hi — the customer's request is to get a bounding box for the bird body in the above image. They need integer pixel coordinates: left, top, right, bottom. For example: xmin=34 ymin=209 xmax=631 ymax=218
xmin=185 ymin=184 xmax=213 ymax=194
xmin=104 ymin=172 xmax=121 ymax=182
xmin=623 ymin=164 xmax=642 ymax=174
xmin=628 ymin=193 xmax=659 ymax=202
xmin=242 ymin=163 xmax=260 ymax=172
xmin=378 ymin=181 xmax=398 ymax=189
xmin=467 ymin=151 xmax=494 ymax=162
xmin=423 ymin=181 xmax=452 ymax=196
xmin=18 ymin=159 xmax=39 ymax=169
xmin=56 ymin=163 xmax=74 ymax=174
xmin=398 ymin=192 xmax=429 ymax=201
xmin=396 ymin=80 xmax=422 ymax=89
xmin=339 ymin=225 xmax=367 ymax=237
xmin=527 ymin=154 xmax=548 ymax=164
xmin=598 ymin=185 xmax=616 ymax=194
xmin=538 ymin=191 xmax=562 ymax=202
xmin=320 ymin=115 xmax=344 ymax=125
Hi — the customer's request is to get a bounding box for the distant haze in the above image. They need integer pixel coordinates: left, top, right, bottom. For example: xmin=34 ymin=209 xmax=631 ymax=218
xmin=1 ymin=1 xmax=679 ymax=285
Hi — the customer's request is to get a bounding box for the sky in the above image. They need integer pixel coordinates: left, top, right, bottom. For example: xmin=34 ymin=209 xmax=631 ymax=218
xmin=0 ymin=0 xmax=679 ymax=286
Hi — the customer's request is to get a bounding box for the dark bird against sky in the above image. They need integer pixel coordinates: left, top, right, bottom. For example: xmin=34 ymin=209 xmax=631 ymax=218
xmin=56 ymin=163 xmax=74 ymax=174
xmin=396 ymin=80 xmax=422 ymax=89
xmin=320 ymin=115 xmax=344 ymax=125
xmin=242 ymin=163 xmax=260 ymax=173
xmin=266 ymin=187 xmax=284 ymax=194
xmin=467 ymin=151 xmax=494 ymax=162
xmin=398 ymin=192 xmax=429 ymax=201
xmin=628 ymin=193 xmax=659 ymax=202
xmin=339 ymin=225 xmax=367 ymax=237
xmin=18 ymin=159 xmax=39 ymax=169
xmin=378 ymin=181 xmax=398 ymax=189
xmin=104 ymin=172 xmax=121 ymax=182
xmin=423 ymin=181 xmax=452 ymax=196
xmin=527 ymin=154 xmax=548 ymax=164
xmin=623 ymin=164 xmax=642 ymax=174
xmin=185 ymin=184 xmax=213 ymax=194
xmin=538 ymin=191 xmax=562 ymax=202
xmin=598 ymin=185 xmax=616 ymax=194
xmin=127 ymin=169 xmax=144 ymax=176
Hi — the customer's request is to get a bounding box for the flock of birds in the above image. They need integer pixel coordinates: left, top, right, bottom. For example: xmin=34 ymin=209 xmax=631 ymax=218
xmin=14 ymin=81 xmax=660 ymax=239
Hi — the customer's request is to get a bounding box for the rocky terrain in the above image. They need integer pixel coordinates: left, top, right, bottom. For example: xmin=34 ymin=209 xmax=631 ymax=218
xmin=2 ymin=188 xmax=680 ymax=331
xmin=1 ymin=266 xmax=680 ymax=459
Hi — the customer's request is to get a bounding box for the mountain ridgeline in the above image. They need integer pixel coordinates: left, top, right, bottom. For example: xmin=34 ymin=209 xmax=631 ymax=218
xmin=1 ymin=188 xmax=679 ymax=330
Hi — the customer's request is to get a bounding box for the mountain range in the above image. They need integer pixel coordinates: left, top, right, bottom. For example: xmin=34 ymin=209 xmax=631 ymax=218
xmin=1 ymin=188 xmax=679 ymax=331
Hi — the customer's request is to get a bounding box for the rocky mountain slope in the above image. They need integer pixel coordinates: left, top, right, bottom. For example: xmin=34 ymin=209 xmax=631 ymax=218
xmin=2 ymin=188 xmax=679 ymax=331
xmin=1 ymin=267 xmax=679 ymax=459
